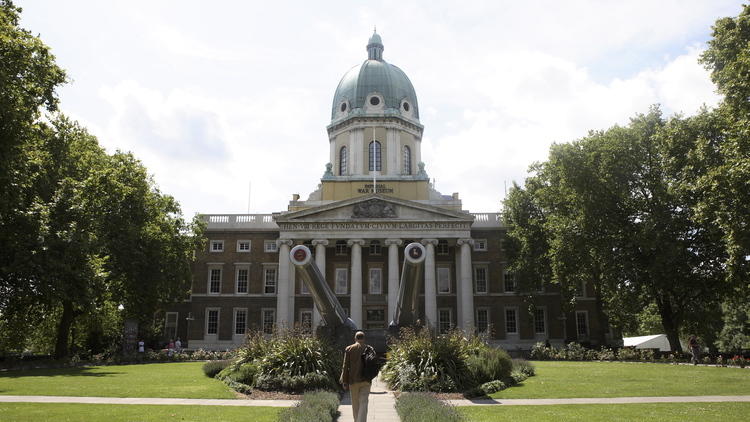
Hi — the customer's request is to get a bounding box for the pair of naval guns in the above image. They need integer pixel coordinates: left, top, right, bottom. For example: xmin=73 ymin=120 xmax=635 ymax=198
xmin=289 ymin=242 xmax=426 ymax=350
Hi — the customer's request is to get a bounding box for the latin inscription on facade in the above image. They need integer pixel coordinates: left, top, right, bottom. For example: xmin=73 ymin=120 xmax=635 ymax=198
xmin=278 ymin=221 xmax=471 ymax=231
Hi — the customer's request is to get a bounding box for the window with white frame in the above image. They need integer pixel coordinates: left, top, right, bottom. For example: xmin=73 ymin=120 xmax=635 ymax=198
xmin=208 ymin=268 xmax=222 ymax=294
xmin=576 ymin=311 xmax=589 ymax=337
xmin=300 ymin=309 xmax=313 ymax=334
xmin=206 ymin=308 xmax=219 ymax=335
xmin=369 ymin=268 xmax=382 ymax=294
xmin=235 ymin=267 xmax=249 ymax=294
xmin=438 ymin=308 xmax=452 ymax=334
xmin=473 ymin=239 xmax=487 ymax=251
xmin=234 ymin=308 xmax=247 ymax=335
xmin=339 ymin=146 xmax=348 ymax=176
xmin=369 ymin=141 xmax=382 ymax=171
xmin=437 ymin=266 xmax=451 ymax=294
xmin=369 ymin=240 xmax=381 ymax=255
xmin=263 ymin=266 xmax=277 ymax=294
xmin=504 ymin=270 xmax=516 ymax=293
xmin=534 ymin=308 xmax=546 ymax=335
xmin=436 ymin=239 xmax=449 ymax=255
xmin=300 ymin=278 xmax=310 ymax=294
xmin=476 ymin=308 xmax=490 ymax=334
xmin=210 ymin=240 xmax=224 ymax=252
xmin=335 ymin=268 xmax=348 ymax=294
xmin=237 ymin=240 xmax=251 ymax=252
xmin=261 ymin=309 xmax=275 ymax=335
xmin=402 ymin=145 xmax=412 ymax=175
xmin=165 ymin=312 xmax=178 ymax=339
xmin=335 ymin=240 xmax=348 ymax=256
xmin=505 ymin=308 xmax=518 ymax=334
xmin=474 ymin=265 xmax=488 ymax=294
xmin=264 ymin=240 xmax=278 ymax=253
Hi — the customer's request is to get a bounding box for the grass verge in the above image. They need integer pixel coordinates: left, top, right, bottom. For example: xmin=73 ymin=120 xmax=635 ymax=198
xmin=459 ymin=402 xmax=750 ymax=421
xmin=0 ymin=362 xmax=236 ymax=399
xmin=491 ymin=361 xmax=750 ymax=399
xmin=0 ymin=403 xmax=282 ymax=422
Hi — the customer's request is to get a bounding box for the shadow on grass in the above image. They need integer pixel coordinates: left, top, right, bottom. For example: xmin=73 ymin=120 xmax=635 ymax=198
xmin=0 ymin=367 xmax=122 ymax=379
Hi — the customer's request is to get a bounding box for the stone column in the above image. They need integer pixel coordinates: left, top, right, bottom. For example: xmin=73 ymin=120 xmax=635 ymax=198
xmin=421 ymin=239 xmax=438 ymax=329
xmin=386 ymin=128 xmax=398 ymax=175
xmin=385 ymin=239 xmax=402 ymax=324
xmin=455 ymin=247 xmax=463 ymax=332
xmin=311 ymin=239 xmax=329 ymax=329
xmin=457 ymin=239 xmax=475 ymax=332
xmin=348 ymin=239 xmax=365 ymax=328
xmin=276 ymin=239 xmax=294 ymax=328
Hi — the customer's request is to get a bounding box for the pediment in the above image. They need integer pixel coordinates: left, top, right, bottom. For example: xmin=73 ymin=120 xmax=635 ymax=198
xmin=275 ymin=195 xmax=472 ymax=223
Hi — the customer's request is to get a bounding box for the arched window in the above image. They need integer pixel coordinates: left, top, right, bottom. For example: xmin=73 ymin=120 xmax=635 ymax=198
xmin=369 ymin=141 xmax=381 ymax=171
xmin=339 ymin=146 xmax=348 ymax=176
xmin=402 ymin=145 xmax=412 ymax=175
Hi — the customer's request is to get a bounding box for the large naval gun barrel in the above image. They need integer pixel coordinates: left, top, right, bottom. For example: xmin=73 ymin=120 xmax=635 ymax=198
xmin=289 ymin=245 xmax=357 ymax=334
xmin=389 ymin=242 xmax=427 ymax=330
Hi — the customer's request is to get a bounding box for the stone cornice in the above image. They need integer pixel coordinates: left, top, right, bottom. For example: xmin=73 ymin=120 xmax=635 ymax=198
xmin=327 ymin=115 xmax=424 ymax=140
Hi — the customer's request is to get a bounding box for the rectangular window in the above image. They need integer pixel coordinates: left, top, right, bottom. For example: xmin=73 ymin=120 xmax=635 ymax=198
xmin=335 ymin=268 xmax=348 ymax=294
xmin=534 ymin=308 xmax=546 ymax=334
xmin=576 ymin=311 xmax=589 ymax=337
xmin=300 ymin=309 xmax=313 ymax=334
xmin=474 ymin=266 xmax=488 ymax=294
xmin=206 ymin=309 xmax=219 ymax=335
xmin=369 ymin=268 xmax=382 ymax=294
xmin=504 ymin=270 xmax=516 ymax=293
xmin=234 ymin=308 xmax=247 ymax=335
xmin=438 ymin=308 xmax=452 ymax=334
xmin=436 ymin=239 xmax=449 ymax=255
xmin=263 ymin=266 xmax=277 ymax=294
xmin=576 ymin=280 xmax=587 ymax=297
xmin=369 ymin=241 xmax=382 ymax=255
xmin=300 ymin=279 xmax=310 ymax=294
xmin=237 ymin=240 xmax=251 ymax=252
xmin=476 ymin=308 xmax=489 ymax=334
xmin=210 ymin=240 xmax=224 ymax=252
xmin=473 ymin=239 xmax=487 ymax=251
xmin=366 ymin=308 xmax=386 ymax=329
xmin=209 ymin=268 xmax=222 ymax=294
xmin=165 ymin=312 xmax=178 ymax=340
xmin=236 ymin=267 xmax=249 ymax=294
xmin=335 ymin=241 xmax=348 ymax=256
xmin=264 ymin=240 xmax=278 ymax=253
xmin=262 ymin=309 xmax=275 ymax=335
xmin=437 ymin=267 xmax=451 ymax=294
xmin=505 ymin=308 xmax=518 ymax=334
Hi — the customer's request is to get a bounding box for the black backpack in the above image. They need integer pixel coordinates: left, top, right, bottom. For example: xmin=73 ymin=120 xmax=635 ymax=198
xmin=361 ymin=345 xmax=379 ymax=381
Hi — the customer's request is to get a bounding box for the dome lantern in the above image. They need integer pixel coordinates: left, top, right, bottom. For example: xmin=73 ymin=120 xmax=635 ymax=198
xmin=367 ymin=29 xmax=384 ymax=61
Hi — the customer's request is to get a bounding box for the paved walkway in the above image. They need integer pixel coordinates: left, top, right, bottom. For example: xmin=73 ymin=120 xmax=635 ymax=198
xmin=446 ymin=395 xmax=750 ymax=406
xmin=0 ymin=395 xmax=296 ymax=407
xmin=337 ymin=374 xmax=399 ymax=422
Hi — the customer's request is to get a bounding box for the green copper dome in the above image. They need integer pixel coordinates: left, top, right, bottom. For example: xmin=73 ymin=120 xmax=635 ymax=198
xmin=331 ymin=32 xmax=419 ymax=122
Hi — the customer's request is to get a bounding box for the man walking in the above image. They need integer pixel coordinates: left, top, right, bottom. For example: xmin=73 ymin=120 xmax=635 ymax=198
xmin=340 ymin=331 xmax=371 ymax=422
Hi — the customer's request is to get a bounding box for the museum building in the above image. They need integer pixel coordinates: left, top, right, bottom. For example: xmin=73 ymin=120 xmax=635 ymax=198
xmin=166 ymin=32 xmax=613 ymax=351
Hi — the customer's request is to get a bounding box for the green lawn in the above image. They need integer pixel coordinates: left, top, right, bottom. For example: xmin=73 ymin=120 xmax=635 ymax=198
xmin=0 ymin=402 xmax=281 ymax=422
xmin=0 ymin=362 xmax=236 ymax=399
xmin=491 ymin=361 xmax=750 ymax=399
xmin=459 ymin=402 xmax=750 ymax=422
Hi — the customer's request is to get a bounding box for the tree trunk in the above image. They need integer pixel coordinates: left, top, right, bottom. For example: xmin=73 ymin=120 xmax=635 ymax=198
xmin=657 ymin=298 xmax=682 ymax=352
xmin=54 ymin=300 xmax=74 ymax=359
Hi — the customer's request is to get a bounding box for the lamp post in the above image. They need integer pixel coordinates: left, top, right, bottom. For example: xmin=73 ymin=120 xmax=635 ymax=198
xmin=185 ymin=313 xmax=194 ymax=350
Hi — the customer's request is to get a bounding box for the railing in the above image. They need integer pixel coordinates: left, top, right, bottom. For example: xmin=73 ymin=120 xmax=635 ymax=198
xmin=203 ymin=214 xmax=278 ymax=229
xmin=470 ymin=213 xmax=503 ymax=228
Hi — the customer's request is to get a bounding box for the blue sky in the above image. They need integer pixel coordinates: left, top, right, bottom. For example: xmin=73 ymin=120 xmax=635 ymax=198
xmin=17 ymin=0 xmax=741 ymax=217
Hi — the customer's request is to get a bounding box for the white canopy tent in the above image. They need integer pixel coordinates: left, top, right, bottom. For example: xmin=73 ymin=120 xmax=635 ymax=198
xmin=622 ymin=334 xmax=671 ymax=351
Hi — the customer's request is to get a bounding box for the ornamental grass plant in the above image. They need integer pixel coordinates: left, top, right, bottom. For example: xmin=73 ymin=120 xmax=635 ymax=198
xmin=396 ymin=392 xmax=464 ymax=422
xmin=276 ymin=390 xmax=339 ymax=422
